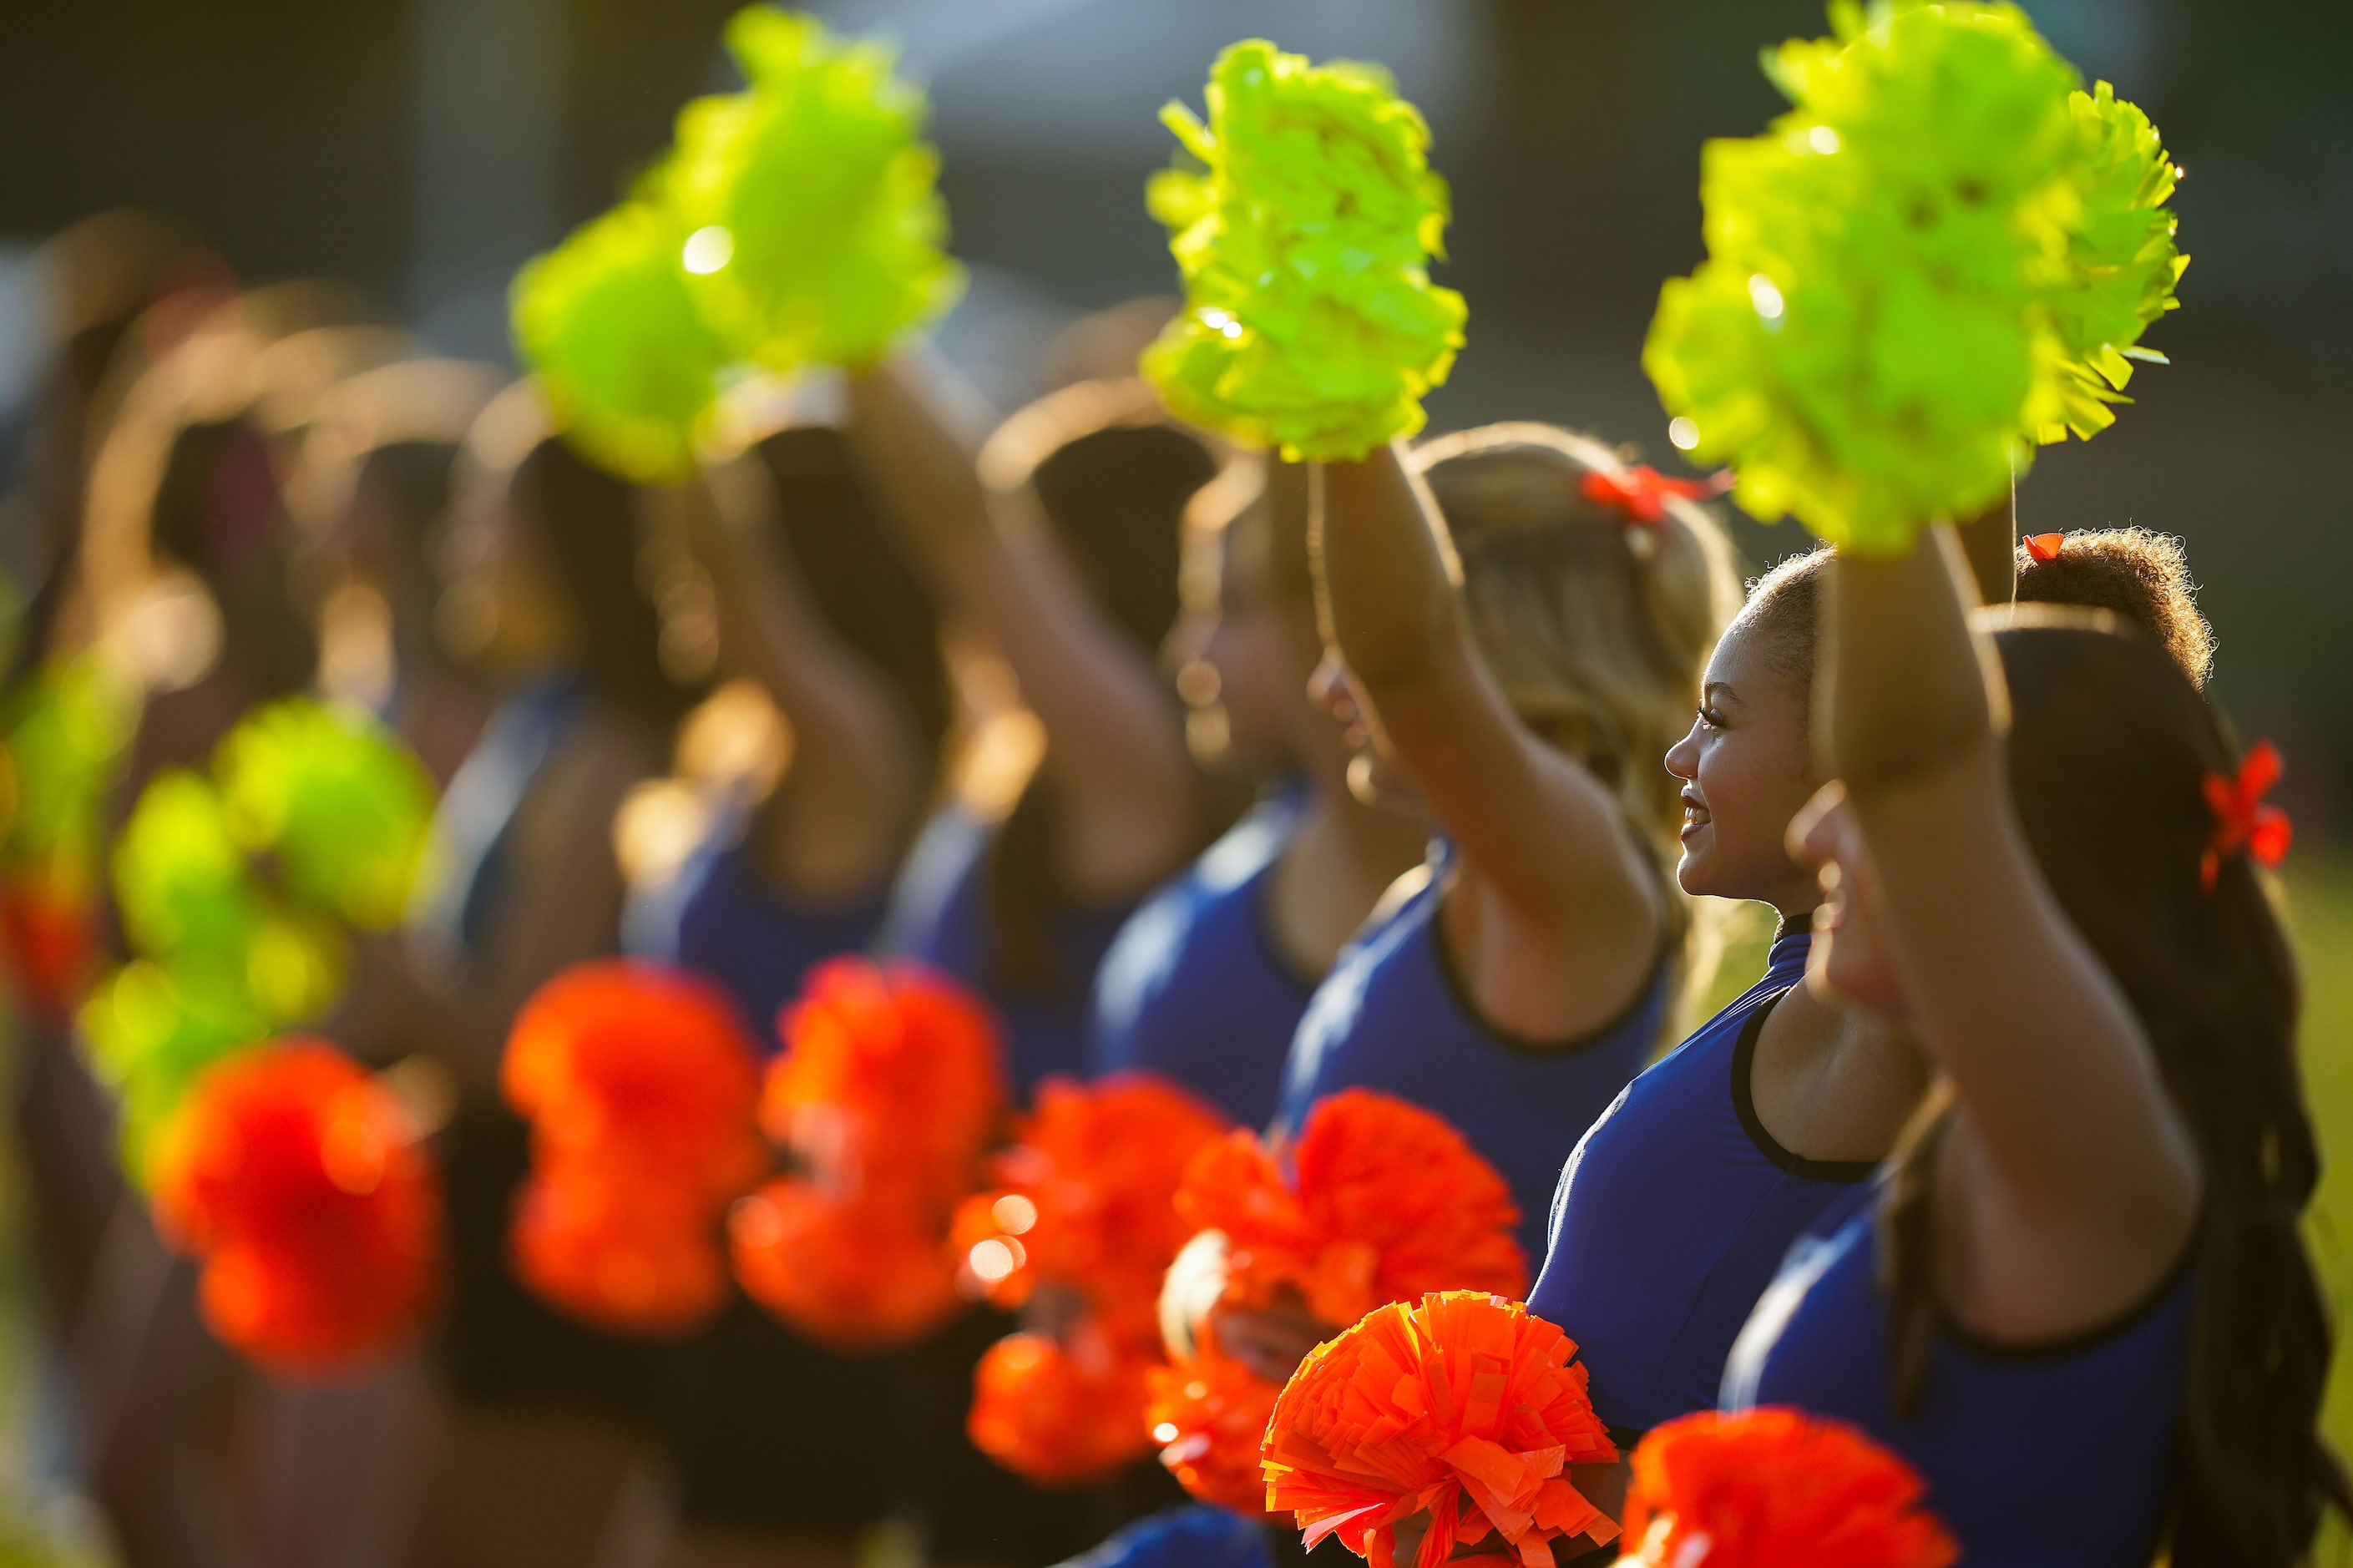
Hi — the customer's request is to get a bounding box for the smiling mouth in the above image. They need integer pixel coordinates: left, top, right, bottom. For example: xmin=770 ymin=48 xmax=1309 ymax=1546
xmin=1680 ymin=792 xmax=1711 ymax=842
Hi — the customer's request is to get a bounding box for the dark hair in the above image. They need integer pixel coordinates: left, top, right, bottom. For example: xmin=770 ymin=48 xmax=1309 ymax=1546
xmin=752 ymin=424 xmax=952 ymax=776
xmin=352 ymin=438 xmax=462 ymax=665
xmin=509 ymin=435 xmax=698 ymax=730
xmin=149 ymin=416 xmax=316 ymax=698
xmin=1732 ymin=545 xmax=1833 ymax=697
xmin=2015 ymin=528 xmax=2214 ymax=687
xmin=988 ymin=419 xmax=1217 ymax=997
xmin=1878 ymin=620 xmax=2347 ymax=1565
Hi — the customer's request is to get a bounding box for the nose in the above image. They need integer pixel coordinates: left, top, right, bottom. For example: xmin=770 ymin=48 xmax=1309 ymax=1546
xmin=1664 ymin=720 xmax=1701 ymax=782
xmin=1786 ymin=781 xmax=1846 ymax=873
xmin=1308 ymin=650 xmax=1349 ymax=715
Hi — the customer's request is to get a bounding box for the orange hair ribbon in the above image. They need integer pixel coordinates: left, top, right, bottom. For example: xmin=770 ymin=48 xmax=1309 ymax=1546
xmin=1579 ymin=465 xmax=1730 ymax=525
xmin=2200 ymin=739 xmax=2291 ymax=893
xmin=2023 ymin=532 xmax=2066 ymax=562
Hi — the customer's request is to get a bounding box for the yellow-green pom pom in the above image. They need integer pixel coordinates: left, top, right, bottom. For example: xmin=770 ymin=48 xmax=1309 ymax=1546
xmin=1141 ymin=39 xmax=1466 ymax=463
xmin=1644 ymin=2 xmax=2089 ymax=555
xmin=214 ymin=698 xmax=438 ymax=932
xmin=112 ymin=771 xmax=263 ymax=968
xmin=663 ymin=7 xmax=963 ymax=372
xmin=2037 ymin=79 xmax=2186 ymax=443
xmin=512 ymin=201 xmax=728 ymax=482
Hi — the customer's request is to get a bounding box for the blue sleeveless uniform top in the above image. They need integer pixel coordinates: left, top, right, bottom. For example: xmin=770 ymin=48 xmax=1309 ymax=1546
xmin=1089 ymin=782 xmax=1315 ymax=1126
xmin=1722 ymin=1189 xmax=2195 ymax=1567
xmin=1273 ymin=841 xmax=1670 ymax=1264
xmin=878 ymin=802 xmax=1137 ymax=1097
xmin=626 ymin=798 xmax=892 ymax=1051
xmin=410 ymin=675 xmax=582 ymax=967
xmin=1528 ymin=923 xmax=1874 ymax=1434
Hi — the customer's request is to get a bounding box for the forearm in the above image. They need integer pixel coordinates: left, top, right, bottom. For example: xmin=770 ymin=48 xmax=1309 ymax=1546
xmin=1823 ymin=527 xmax=2003 ymax=796
xmin=1312 ymin=445 xmax=1461 ymax=689
xmin=843 ymin=357 xmax=999 ymax=568
xmin=1266 ymin=458 xmax=1316 ymax=612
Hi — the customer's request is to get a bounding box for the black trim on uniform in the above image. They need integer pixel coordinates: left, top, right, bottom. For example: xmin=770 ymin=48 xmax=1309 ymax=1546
xmin=1728 ymin=992 xmax=1877 ymax=1182
xmin=1936 ymin=1222 xmax=2200 ymax=1364
xmin=1426 ymin=884 xmax=1671 ymax=1057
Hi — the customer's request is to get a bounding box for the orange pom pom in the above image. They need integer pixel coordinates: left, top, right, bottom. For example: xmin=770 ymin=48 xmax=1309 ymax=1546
xmin=149 ymin=1039 xmax=441 ymax=1375
xmin=727 ymin=1176 xmax=966 ymax=1350
xmin=1153 ymin=1092 xmax=1529 ymax=1511
xmin=969 ymin=1322 xmax=1161 ymax=1489
xmin=1263 ymin=1292 xmax=1618 ymax=1568
xmin=952 ymin=1072 xmax=1230 ymax=1486
xmin=0 ymin=873 xmax=96 ymax=1023
xmin=1617 ymin=1409 xmax=1958 ymax=1568
xmin=955 ymin=1073 xmax=1228 ymax=1324
xmin=503 ymin=960 xmax=763 ymax=1335
xmin=1145 ymin=1323 xmax=1282 ymax=1515
xmin=728 ymin=959 xmax=1009 ymax=1349
xmin=505 ymin=959 xmax=763 ymax=1196
xmin=763 ymin=956 xmax=1005 ymax=1206
xmin=1177 ymin=1089 xmax=1526 ymax=1329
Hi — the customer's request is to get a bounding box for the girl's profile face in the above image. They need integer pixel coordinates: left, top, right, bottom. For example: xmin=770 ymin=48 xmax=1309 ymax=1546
xmin=1169 ymin=505 xmax=1293 ymax=772
xmin=1663 ymin=614 xmax=1821 ymax=913
xmin=1309 ymin=650 xmax=1419 ymax=817
xmin=1788 ymin=781 xmax=1910 ymax=1019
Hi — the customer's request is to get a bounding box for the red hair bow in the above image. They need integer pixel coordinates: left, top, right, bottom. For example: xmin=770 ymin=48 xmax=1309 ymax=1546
xmin=2200 ymin=739 xmax=2291 ymax=893
xmin=2024 ymin=533 xmax=2066 ymax=562
xmin=1581 ymin=465 xmax=1729 ymax=525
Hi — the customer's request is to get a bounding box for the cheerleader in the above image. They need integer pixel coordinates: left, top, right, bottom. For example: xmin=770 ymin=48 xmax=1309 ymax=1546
xmin=1718 ymin=528 xmax=2347 ymax=1565
xmin=852 ymin=357 xmax=1221 ymax=1096
xmin=1527 ymin=499 xmax=2226 ymax=1453
xmin=360 ymin=387 xmax=702 ymax=1568
xmin=630 ymin=413 xmax=951 ymax=1568
xmin=842 ymin=357 xmax=1224 ymax=1564
xmin=1089 ymin=459 xmax=1426 ymax=1126
xmin=1272 ymin=429 xmax=1739 ymax=1267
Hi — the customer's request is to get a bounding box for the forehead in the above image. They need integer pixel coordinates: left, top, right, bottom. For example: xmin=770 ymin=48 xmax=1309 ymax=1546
xmin=1706 ymin=611 xmax=1771 ymax=688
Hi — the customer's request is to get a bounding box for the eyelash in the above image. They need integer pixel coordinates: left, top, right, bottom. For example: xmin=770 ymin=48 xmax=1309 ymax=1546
xmin=1698 ymin=705 xmax=1727 ymax=731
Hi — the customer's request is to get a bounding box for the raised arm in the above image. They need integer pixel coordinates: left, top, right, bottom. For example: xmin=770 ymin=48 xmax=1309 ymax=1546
xmin=676 ymin=461 xmax=928 ymax=898
xmin=843 ymin=357 xmax=1198 ymax=900
xmin=1313 ymin=446 xmax=1662 ymax=1005
xmin=1819 ymin=531 xmax=2199 ymax=1332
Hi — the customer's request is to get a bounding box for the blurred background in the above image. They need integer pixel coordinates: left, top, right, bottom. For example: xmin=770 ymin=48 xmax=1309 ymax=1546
xmin=0 ymin=0 xmax=2347 ymax=1559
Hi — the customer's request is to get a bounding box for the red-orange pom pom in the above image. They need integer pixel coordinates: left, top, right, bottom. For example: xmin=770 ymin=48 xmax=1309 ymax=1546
xmin=969 ymin=1322 xmax=1161 ymax=1490
xmin=149 ymin=1039 xmax=441 ymax=1375
xmin=727 ymin=1178 xmax=965 ymax=1351
xmin=0 ymin=872 xmax=96 ymax=1024
xmin=952 ymin=1072 xmax=1231 ymax=1485
xmin=1178 ymin=1088 xmax=1527 ymax=1329
xmin=731 ymin=958 xmax=1009 ymax=1349
xmin=1155 ymin=1091 xmax=1529 ymax=1513
xmin=1617 ymin=1409 xmax=1958 ymax=1568
xmin=1144 ymin=1323 xmax=1282 ymax=1514
xmin=503 ymin=959 xmax=762 ymax=1335
xmin=762 ymin=956 xmax=1005 ymax=1207
xmin=1263 ymin=1292 xmax=1618 ymax=1568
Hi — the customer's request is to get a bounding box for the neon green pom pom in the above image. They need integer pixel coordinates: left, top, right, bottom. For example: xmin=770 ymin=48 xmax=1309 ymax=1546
xmin=662 ymin=7 xmax=963 ymax=372
xmin=82 ymin=958 xmax=275 ymax=1182
xmin=1 ymin=655 xmax=134 ymax=869
xmin=215 ymin=698 xmax=438 ymax=932
xmin=1141 ymin=38 xmax=1466 ymax=463
xmin=112 ymin=771 xmax=264 ymax=967
xmin=512 ymin=201 xmax=729 ymax=482
xmin=1645 ymin=2 xmax=2097 ymax=554
xmin=2037 ymin=79 xmax=2187 ymax=443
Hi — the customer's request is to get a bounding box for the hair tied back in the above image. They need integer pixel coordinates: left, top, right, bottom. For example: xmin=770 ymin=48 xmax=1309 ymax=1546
xmin=2201 ymin=738 xmax=2291 ymax=893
